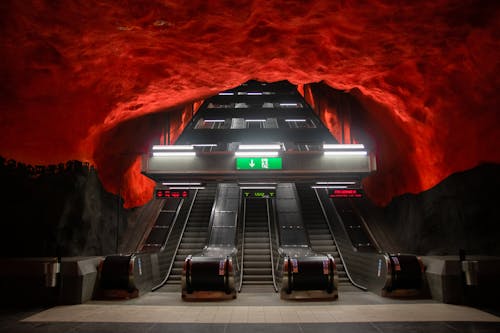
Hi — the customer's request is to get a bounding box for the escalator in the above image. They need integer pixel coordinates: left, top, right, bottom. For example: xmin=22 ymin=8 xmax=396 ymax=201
xmin=239 ymin=198 xmax=276 ymax=292
xmin=140 ymin=198 xmax=183 ymax=253
xmin=160 ymin=184 xmax=217 ymax=291
xmin=332 ymin=198 xmax=376 ymax=252
xmin=295 ymin=183 xmax=351 ymax=287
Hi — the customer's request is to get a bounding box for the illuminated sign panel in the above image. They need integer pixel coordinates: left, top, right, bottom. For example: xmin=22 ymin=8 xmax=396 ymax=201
xmin=156 ymin=189 xmax=189 ymax=198
xmin=242 ymin=190 xmax=276 ymax=198
xmin=236 ymin=157 xmax=282 ymax=170
xmin=329 ymin=189 xmax=363 ymax=198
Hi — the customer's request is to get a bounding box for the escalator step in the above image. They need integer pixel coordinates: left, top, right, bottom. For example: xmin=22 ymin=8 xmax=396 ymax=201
xmin=243 ymin=275 xmax=273 ymax=282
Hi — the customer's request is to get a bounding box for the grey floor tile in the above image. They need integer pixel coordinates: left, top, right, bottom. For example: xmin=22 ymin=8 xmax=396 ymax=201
xmin=446 ymin=321 xmax=500 ymax=333
xmin=300 ymin=322 xmax=380 ymax=333
xmin=225 ymin=323 xmax=302 ymax=333
xmin=149 ymin=323 xmax=228 ymax=333
xmin=1 ymin=321 xmax=80 ymax=333
xmin=373 ymin=321 xmax=456 ymax=333
xmin=74 ymin=322 xmax=154 ymax=333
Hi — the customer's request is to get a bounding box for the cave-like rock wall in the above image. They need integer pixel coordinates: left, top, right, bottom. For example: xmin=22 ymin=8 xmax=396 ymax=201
xmin=384 ymin=163 xmax=500 ymax=255
xmin=0 ymin=1 xmax=499 ymax=207
xmin=0 ymin=158 xmax=128 ymax=257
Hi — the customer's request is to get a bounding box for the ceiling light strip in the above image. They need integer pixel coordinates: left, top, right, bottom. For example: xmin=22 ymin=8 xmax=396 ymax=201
xmin=235 ymin=151 xmax=279 ymax=157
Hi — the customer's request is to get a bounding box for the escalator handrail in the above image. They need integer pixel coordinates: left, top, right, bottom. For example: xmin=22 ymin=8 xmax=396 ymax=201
xmin=266 ymin=198 xmax=279 ymax=292
xmin=314 ymin=188 xmax=368 ymax=291
xmin=159 ymin=198 xmax=185 ymax=251
xmin=237 ymin=198 xmax=247 ymax=292
xmin=348 ymin=199 xmax=382 ymax=253
xmin=271 ymin=198 xmax=282 ymax=288
xmin=151 ymin=189 xmax=200 ymax=291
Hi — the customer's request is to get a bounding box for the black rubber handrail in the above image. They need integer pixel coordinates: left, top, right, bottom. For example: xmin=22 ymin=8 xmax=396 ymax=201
xmin=151 ymin=189 xmax=200 ymax=291
xmin=314 ymin=188 xmax=367 ymax=291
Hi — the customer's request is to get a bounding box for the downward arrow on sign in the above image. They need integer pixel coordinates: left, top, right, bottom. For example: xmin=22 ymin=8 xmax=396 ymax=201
xmin=249 ymin=159 xmax=255 ymax=168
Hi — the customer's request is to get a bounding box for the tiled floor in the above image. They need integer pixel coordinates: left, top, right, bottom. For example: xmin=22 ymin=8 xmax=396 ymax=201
xmin=1 ymin=291 xmax=499 ymax=332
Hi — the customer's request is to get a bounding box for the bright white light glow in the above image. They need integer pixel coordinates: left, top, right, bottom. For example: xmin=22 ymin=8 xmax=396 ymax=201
xmin=247 ymin=92 xmax=263 ymax=95
xmin=235 ymin=151 xmax=279 ymax=157
xmin=218 ymin=92 xmax=234 ymax=95
xmin=279 ymin=103 xmax=299 ymax=107
xmin=285 ymin=119 xmax=307 ymax=122
xmin=239 ymin=144 xmax=281 ymax=150
xmin=162 ymin=182 xmax=202 ymax=186
xmin=311 ymin=186 xmax=348 ymax=189
xmin=168 ymin=187 xmax=206 ymax=190
xmin=239 ymin=182 xmax=277 ymax=185
xmin=152 ymin=152 xmax=196 ymax=157
xmin=324 ymin=151 xmax=367 ymax=156
xmin=240 ymin=186 xmax=277 ymax=190
xmin=203 ymin=119 xmax=225 ymax=123
xmin=323 ymin=144 xmax=365 ymax=149
xmin=245 ymin=119 xmax=266 ymax=122
xmin=316 ymin=181 xmax=356 ymax=185
xmin=192 ymin=144 xmax=218 ymax=147
xmin=152 ymin=145 xmax=194 ymax=150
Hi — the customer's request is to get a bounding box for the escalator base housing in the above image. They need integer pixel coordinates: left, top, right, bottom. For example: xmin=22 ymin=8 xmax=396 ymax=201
xmin=182 ymin=290 xmax=237 ymax=301
xmin=280 ymin=288 xmax=338 ymax=300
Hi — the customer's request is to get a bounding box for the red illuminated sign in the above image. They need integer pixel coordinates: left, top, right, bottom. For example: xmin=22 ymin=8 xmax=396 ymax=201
xmin=329 ymin=189 xmax=363 ymax=198
xmin=156 ymin=189 xmax=189 ymax=198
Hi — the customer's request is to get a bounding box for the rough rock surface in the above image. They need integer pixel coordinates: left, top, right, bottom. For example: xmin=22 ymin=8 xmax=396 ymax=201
xmin=1 ymin=1 xmax=499 ymax=207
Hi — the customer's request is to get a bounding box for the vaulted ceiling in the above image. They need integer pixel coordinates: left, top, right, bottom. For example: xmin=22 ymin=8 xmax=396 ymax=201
xmin=1 ymin=1 xmax=499 ymax=207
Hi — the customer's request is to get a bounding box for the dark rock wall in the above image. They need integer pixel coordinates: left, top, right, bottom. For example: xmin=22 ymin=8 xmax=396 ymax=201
xmin=384 ymin=163 xmax=500 ymax=256
xmin=0 ymin=157 xmax=128 ymax=257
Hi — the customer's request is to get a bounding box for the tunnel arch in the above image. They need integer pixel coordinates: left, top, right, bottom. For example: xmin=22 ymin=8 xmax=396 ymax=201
xmin=0 ymin=0 xmax=498 ymax=208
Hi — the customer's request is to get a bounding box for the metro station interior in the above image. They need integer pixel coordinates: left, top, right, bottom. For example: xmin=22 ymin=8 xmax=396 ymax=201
xmin=1 ymin=1 xmax=500 ymax=332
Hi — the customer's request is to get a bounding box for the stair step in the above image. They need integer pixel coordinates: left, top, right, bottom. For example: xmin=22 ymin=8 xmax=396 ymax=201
xmin=243 ymin=275 xmax=273 ymax=282
xmin=243 ymin=268 xmax=272 ymax=275
xmin=244 ymin=249 xmax=271 ymax=255
xmin=243 ymin=261 xmax=272 ymax=268
xmin=244 ymin=254 xmax=271 ymax=261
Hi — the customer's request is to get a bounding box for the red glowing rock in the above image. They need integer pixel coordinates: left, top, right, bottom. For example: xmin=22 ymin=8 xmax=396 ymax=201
xmin=0 ymin=0 xmax=499 ymax=207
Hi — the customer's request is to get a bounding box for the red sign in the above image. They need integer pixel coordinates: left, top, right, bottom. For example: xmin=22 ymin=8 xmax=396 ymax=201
xmin=329 ymin=189 xmax=363 ymax=198
xmin=155 ymin=189 xmax=189 ymax=198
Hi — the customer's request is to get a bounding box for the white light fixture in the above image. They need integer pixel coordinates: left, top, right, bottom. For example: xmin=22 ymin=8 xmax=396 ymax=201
xmin=240 ymin=186 xmax=277 ymax=190
xmin=279 ymin=103 xmax=299 ymax=107
xmin=239 ymin=182 xmax=277 ymax=185
xmin=168 ymin=186 xmax=205 ymax=190
xmin=323 ymin=144 xmax=365 ymax=149
xmin=247 ymin=92 xmax=263 ymax=95
xmin=285 ymin=119 xmax=307 ymax=122
xmin=192 ymin=144 xmax=218 ymax=147
xmin=152 ymin=145 xmax=194 ymax=150
xmin=152 ymin=152 xmax=196 ymax=157
xmin=239 ymin=144 xmax=281 ymax=150
xmin=162 ymin=182 xmax=202 ymax=186
xmin=311 ymin=185 xmax=348 ymax=189
xmin=316 ymin=181 xmax=356 ymax=185
xmin=245 ymin=119 xmax=266 ymax=122
xmin=218 ymin=92 xmax=234 ymax=96
xmin=235 ymin=151 xmax=279 ymax=157
xmin=324 ymin=151 xmax=367 ymax=156
xmin=203 ymin=119 xmax=225 ymax=123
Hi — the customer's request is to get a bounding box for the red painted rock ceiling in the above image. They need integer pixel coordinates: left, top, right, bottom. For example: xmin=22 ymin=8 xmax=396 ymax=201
xmin=1 ymin=1 xmax=499 ymax=208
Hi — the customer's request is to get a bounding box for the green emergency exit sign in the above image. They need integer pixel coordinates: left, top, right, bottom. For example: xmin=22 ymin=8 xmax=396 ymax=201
xmin=236 ymin=157 xmax=282 ymax=170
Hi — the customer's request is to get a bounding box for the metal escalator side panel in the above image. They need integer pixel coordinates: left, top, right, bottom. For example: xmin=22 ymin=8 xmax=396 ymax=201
xmin=275 ymin=183 xmax=310 ymax=250
xmin=205 ymin=183 xmax=240 ymax=252
xmin=180 ymin=184 xmax=240 ymax=299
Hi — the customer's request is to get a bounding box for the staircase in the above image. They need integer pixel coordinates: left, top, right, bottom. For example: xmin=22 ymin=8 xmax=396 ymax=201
xmin=241 ymin=198 xmax=274 ymax=292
